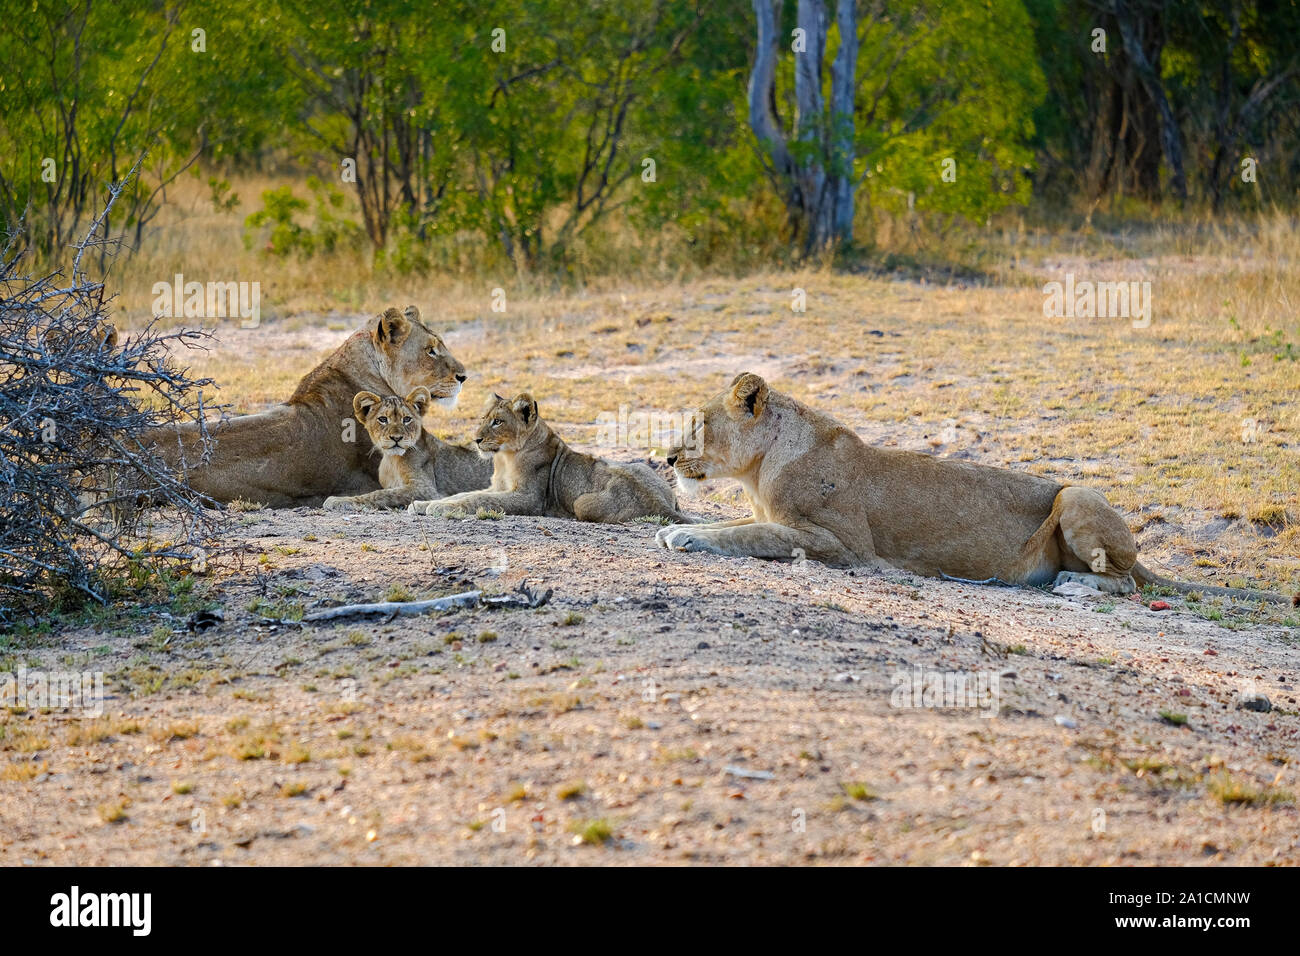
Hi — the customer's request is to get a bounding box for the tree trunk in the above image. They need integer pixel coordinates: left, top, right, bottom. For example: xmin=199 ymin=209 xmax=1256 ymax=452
xmin=1114 ymin=0 xmax=1187 ymax=201
xmin=1085 ymin=80 xmax=1121 ymax=199
xmin=794 ymin=0 xmax=830 ymax=250
xmin=829 ymin=0 xmax=857 ymax=245
xmin=748 ymin=0 xmax=800 ymax=218
xmin=748 ymin=0 xmax=857 ymax=255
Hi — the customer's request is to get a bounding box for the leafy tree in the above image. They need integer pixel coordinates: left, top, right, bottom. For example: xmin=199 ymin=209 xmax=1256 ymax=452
xmin=856 ymin=0 xmax=1045 ymax=226
xmin=0 ymin=0 xmax=287 ymax=258
xmin=441 ymin=0 xmax=719 ymax=269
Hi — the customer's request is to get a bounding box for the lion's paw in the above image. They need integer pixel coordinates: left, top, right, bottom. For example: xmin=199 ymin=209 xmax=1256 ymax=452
xmin=655 ymin=524 xmax=689 ymax=548
xmin=656 ymin=525 xmax=719 ymax=554
xmin=323 ymin=496 xmax=357 ymax=512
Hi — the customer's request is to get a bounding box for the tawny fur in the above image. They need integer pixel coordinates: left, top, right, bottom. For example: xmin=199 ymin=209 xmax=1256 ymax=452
xmin=410 ymin=392 xmax=691 ymax=525
xmin=656 ymin=373 xmax=1294 ymax=604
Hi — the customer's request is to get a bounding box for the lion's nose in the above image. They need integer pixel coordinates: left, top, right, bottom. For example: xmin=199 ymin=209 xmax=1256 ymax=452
xmin=455 ymin=373 xmax=467 ymax=383
xmin=667 ymin=455 xmax=678 ymax=466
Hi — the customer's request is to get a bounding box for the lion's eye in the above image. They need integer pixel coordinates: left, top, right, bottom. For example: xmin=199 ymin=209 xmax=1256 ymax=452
xmin=378 ymin=416 xmax=388 ymax=424
xmin=491 ymin=419 xmax=502 ymax=427
xmin=427 ymin=347 xmax=438 ymax=357
xmin=402 ymin=417 xmax=412 ymax=424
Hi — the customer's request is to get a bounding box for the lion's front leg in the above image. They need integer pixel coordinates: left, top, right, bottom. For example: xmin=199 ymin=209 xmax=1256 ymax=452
xmin=655 ymin=521 xmax=856 ymax=565
xmin=325 ymin=479 xmax=438 ymax=512
xmin=652 ymin=515 xmax=751 ymax=542
xmin=689 ymin=516 xmax=756 ymax=530
xmin=415 ymin=490 xmax=543 ymax=517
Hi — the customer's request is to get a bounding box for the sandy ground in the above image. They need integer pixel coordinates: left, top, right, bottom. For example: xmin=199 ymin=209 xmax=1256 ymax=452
xmin=2 ymin=272 xmax=1298 ymax=865
xmin=2 ymin=494 xmax=1297 ymax=865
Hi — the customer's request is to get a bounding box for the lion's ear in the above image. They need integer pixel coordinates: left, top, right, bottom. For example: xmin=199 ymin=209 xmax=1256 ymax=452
xmin=99 ymin=324 xmax=118 ymax=350
xmin=353 ymin=391 xmax=382 ymax=420
xmin=402 ymin=304 xmax=422 ymax=325
xmin=405 ymin=387 xmax=431 ymax=417
xmin=372 ymin=307 xmax=411 ymax=348
xmin=726 ymin=372 xmax=768 ymax=419
xmin=512 ymin=392 xmax=538 ymax=425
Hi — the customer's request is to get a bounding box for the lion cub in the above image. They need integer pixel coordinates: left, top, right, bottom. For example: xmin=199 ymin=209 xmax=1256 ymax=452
xmin=323 ymin=389 xmax=439 ymax=511
xmin=410 ymin=392 xmax=692 ymax=524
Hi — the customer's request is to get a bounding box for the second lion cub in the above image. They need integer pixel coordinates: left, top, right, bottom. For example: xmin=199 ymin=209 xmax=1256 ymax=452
xmin=410 ymin=392 xmax=692 ymax=524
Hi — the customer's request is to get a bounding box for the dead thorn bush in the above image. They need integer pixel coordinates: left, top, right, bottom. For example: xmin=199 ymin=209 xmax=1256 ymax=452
xmin=0 ymin=174 xmax=228 ymax=619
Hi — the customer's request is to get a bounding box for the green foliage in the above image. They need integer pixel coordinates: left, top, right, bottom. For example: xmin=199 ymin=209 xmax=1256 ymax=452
xmin=208 ymin=178 xmax=241 ymax=213
xmin=856 ymin=0 xmax=1046 ymax=226
xmin=0 ymin=0 xmax=290 ymax=256
xmin=243 ymin=178 xmax=363 ymax=257
xmin=3 ymin=0 xmax=1295 ymax=270
xmin=243 ymin=187 xmax=310 ymax=257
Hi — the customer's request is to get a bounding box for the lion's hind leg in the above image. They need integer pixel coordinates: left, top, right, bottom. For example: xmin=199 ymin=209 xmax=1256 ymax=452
xmin=1051 ymin=486 xmax=1138 ymax=594
xmin=1005 ymin=491 xmax=1066 ymax=586
xmin=569 ymin=485 xmax=673 ymax=525
xmin=571 ymin=489 xmax=628 ymax=524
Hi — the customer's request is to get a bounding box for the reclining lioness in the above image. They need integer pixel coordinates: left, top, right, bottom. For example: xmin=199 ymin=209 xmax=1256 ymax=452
xmin=321 ymin=389 xmax=491 ymax=511
xmin=656 ymin=372 xmax=1295 ymax=604
xmin=410 ymin=392 xmax=692 ymax=524
xmin=149 ymin=306 xmax=470 ymax=508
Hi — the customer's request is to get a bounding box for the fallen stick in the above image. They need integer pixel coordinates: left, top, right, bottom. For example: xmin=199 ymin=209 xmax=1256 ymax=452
xmin=255 ymin=583 xmax=552 ymax=626
xmin=484 ymin=585 xmax=552 ymax=609
xmin=938 ymin=572 xmax=1016 ymax=588
xmin=300 ymin=591 xmax=482 ymax=622
xmin=724 ymin=765 xmax=775 ymax=781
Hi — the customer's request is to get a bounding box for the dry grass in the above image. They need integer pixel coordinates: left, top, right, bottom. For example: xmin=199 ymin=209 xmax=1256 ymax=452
xmin=104 ymin=173 xmax=1300 ymax=323
xmin=96 ymin=797 xmax=130 ymax=824
xmin=1 ymin=759 xmax=46 ymax=782
xmin=1207 ymin=772 xmax=1295 ymax=807
xmin=65 ymin=719 xmax=115 ymax=747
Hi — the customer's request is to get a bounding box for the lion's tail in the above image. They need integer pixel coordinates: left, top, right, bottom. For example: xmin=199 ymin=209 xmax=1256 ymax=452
xmin=1132 ymin=561 xmax=1298 ymax=606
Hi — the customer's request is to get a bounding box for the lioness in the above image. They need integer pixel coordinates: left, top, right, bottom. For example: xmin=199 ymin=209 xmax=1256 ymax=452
xmin=150 ymin=306 xmax=468 ymax=508
xmin=321 ymin=388 xmax=492 ymax=511
xmin=410 ymin=392 xmax=692 ymax=524
xmin=657 ymin=372 xmax=1295 ymax=604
